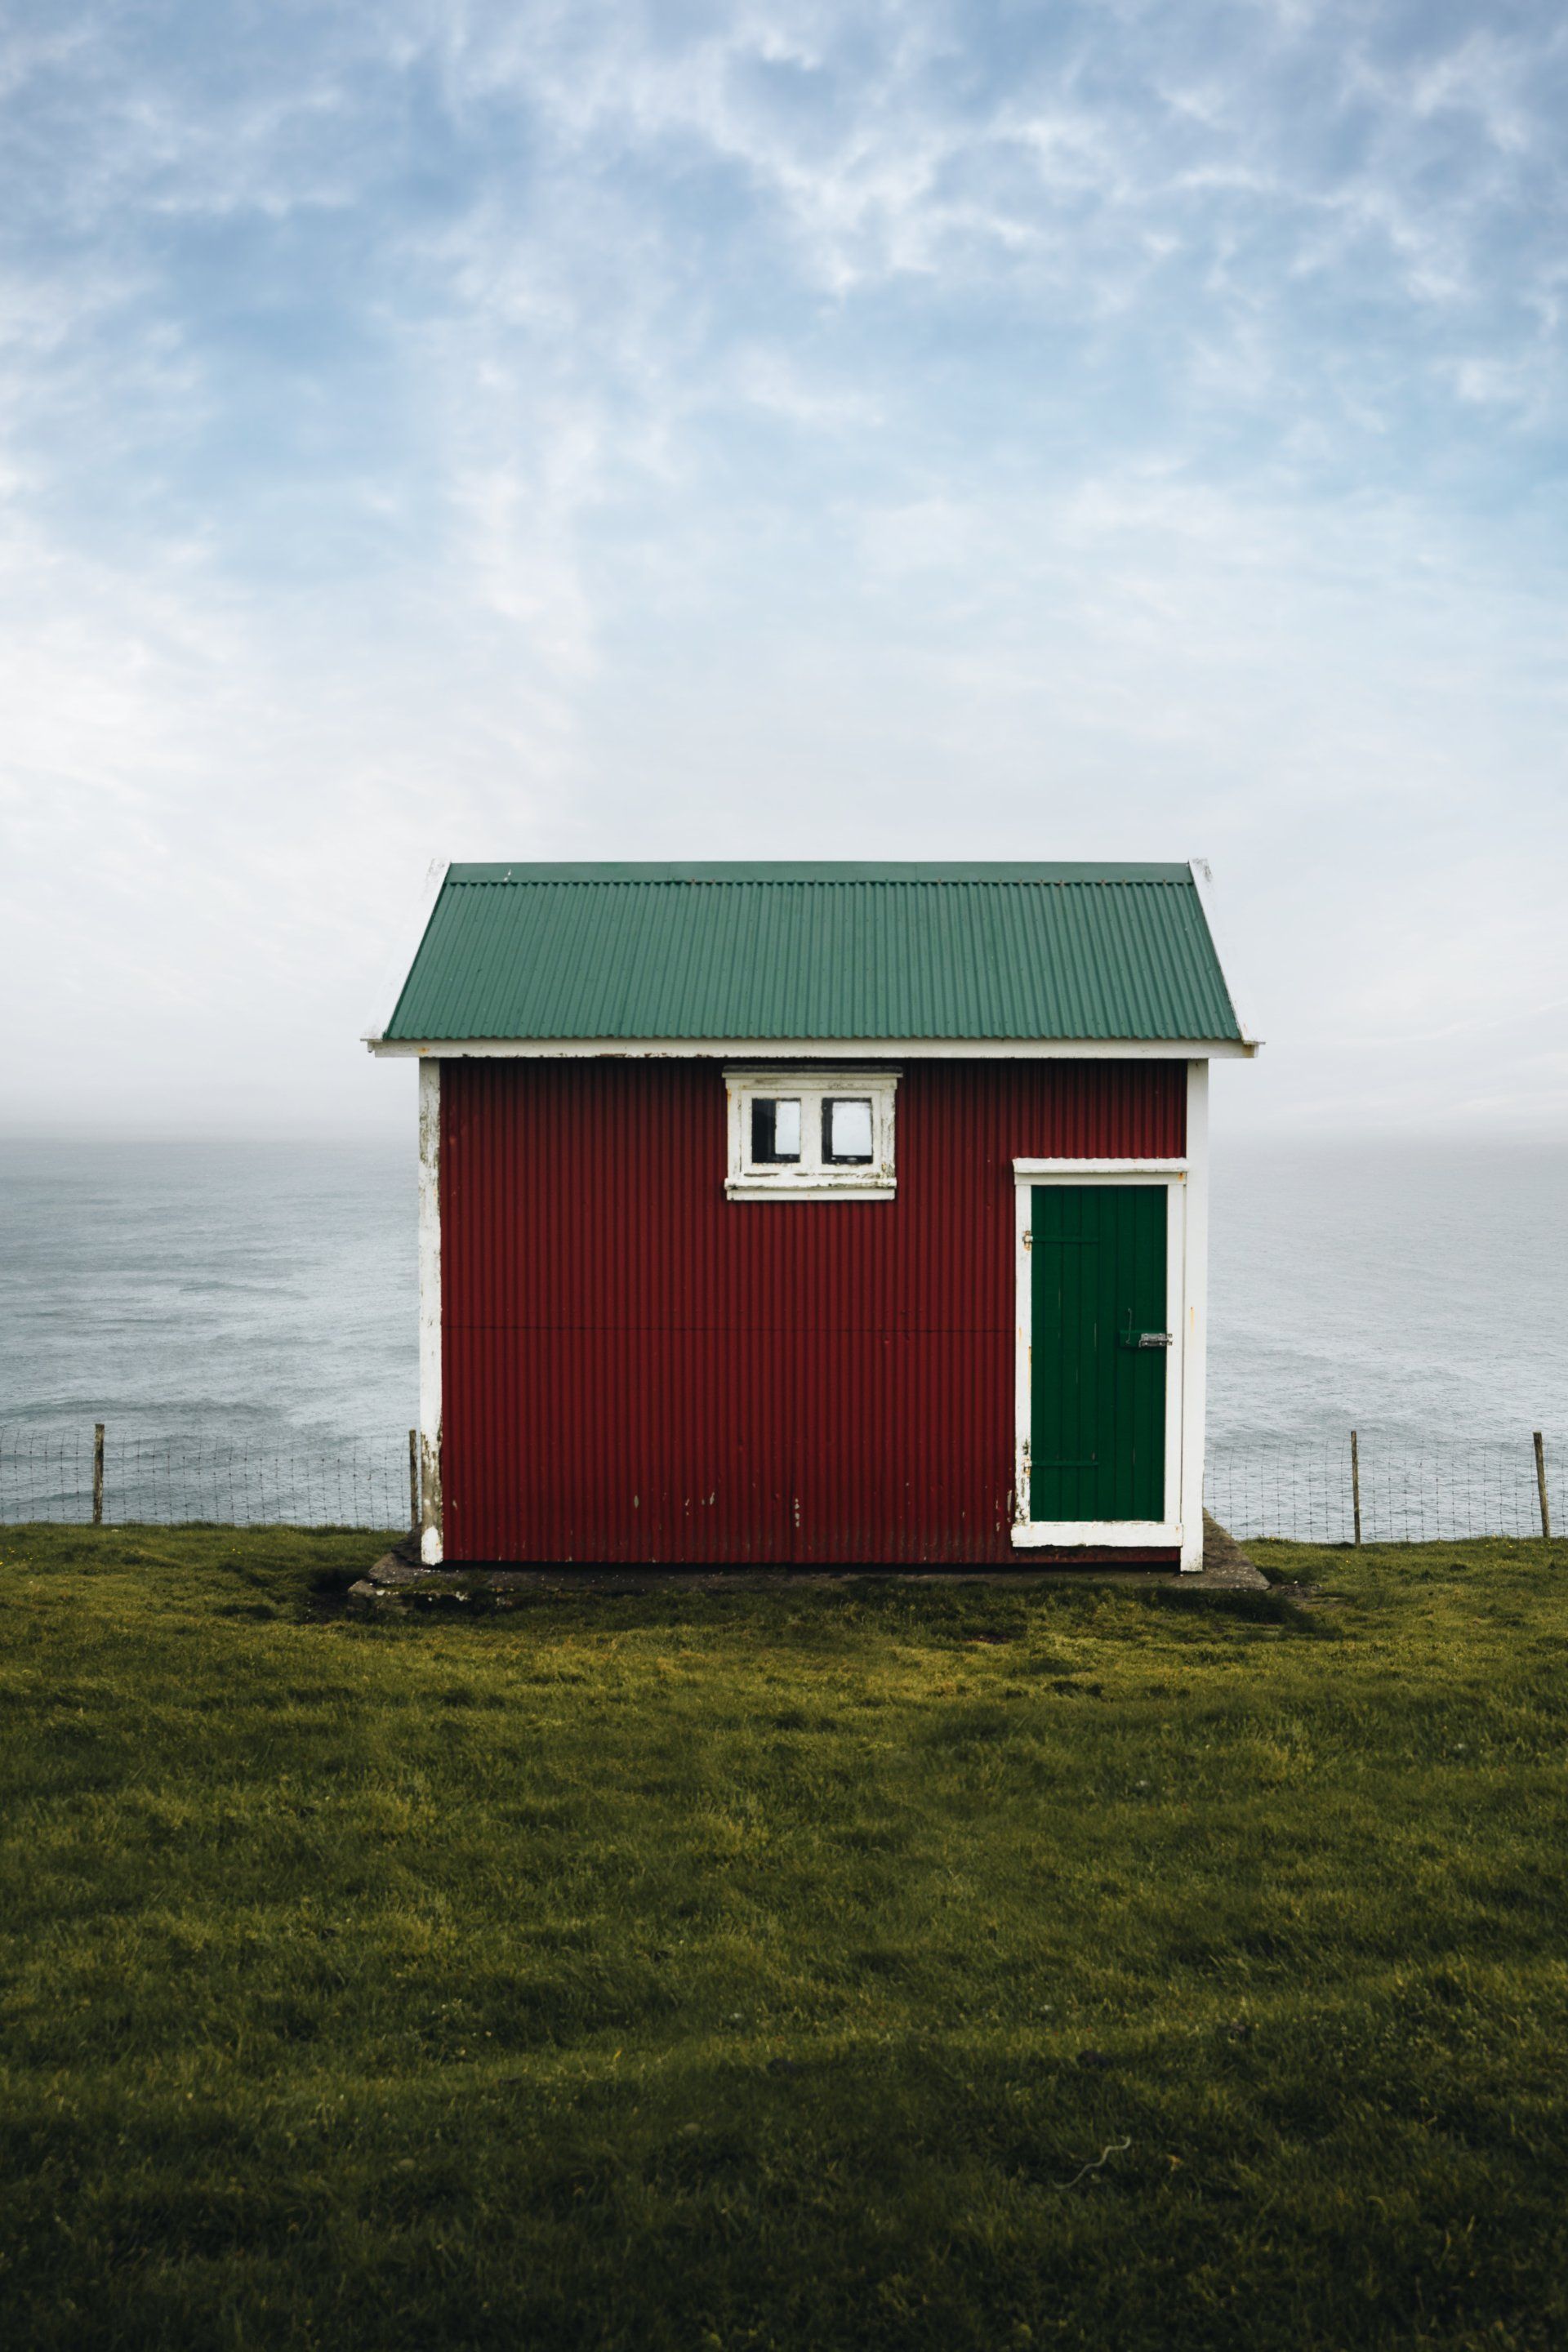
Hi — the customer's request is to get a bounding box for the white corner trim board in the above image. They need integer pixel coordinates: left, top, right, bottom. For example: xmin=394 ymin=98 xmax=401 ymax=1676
xmin=366 ymin=1035 xmax=1258 ymax=1061
xmin=416 ymin=1057 xmax=443 ymax=1566
xmin=1178 ymin=1059 xmax=1209 ymax=1572
xmin=1012 ymin=1090 xmax=1209 ymax=1570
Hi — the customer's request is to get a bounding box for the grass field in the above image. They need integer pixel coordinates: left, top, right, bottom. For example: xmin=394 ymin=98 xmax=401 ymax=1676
xmin=2 ymin=1527 xmax=1566 ymax=2351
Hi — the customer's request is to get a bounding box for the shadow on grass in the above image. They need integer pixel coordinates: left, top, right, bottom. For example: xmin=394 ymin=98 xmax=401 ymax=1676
xmin=1130 ymin=1584 xmax=1337 ymax=1635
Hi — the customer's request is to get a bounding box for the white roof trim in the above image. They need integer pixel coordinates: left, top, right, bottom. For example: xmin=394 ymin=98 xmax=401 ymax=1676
xmin=365 ymin=1036 xmax=1258 ymax=1061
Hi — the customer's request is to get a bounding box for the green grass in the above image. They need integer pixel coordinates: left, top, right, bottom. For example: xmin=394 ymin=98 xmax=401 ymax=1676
xmin=2 ymin=1529 xmax=1567 ymax=2351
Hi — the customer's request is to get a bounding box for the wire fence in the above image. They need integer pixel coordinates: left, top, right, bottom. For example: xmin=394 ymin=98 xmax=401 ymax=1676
xmin=1206 ymin=1432 xmax=1561 ymax=1544
xmin=0 ymin=1423 xmax=1560 ymax=1544
xmin=0 ymin=1425 xmax=416 ymax=1532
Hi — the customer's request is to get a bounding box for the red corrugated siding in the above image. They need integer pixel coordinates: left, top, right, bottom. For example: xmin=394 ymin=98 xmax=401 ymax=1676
xmin=440 ymin=1058 xmax=1186 ymax=1564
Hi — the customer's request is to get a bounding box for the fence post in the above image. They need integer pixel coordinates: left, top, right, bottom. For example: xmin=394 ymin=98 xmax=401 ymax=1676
xmin=408 ymin=1428 xmax=420 ymax=1539
xmin=1535 ymin=1432 xmax=1552 ymax=1541
xmin=92 ymin=1423 xmax=105 ymax=1526
xmin=1350 ymin=1428 xmax=1361 ymax=1547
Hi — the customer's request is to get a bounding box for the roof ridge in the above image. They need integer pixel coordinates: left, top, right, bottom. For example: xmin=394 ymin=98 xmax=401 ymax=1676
xmin=445 ymin=861 xmax=1195 ymax=885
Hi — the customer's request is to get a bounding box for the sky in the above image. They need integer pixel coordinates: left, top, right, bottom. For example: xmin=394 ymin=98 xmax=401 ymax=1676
xmin=1 ymin=0 xmax=1565 ymax=1142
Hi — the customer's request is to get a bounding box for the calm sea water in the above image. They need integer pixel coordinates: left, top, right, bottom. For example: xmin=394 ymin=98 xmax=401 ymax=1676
xmin=1 ymin=1134 xmax=1563 ymax=1453
xmin=0 ymin=1138 xmax=418 ymax=1451
xmin=1208 ymin=1140 xmax=1566 ymax=1448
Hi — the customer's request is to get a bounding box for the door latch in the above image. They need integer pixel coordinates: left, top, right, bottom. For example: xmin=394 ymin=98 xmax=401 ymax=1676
xmin=1119 ymin=1312 xmax=1171 ymax=1350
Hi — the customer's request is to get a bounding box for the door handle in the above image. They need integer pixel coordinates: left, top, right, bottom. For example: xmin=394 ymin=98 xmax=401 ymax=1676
xmin=1119 ymin=1312 xmax=1171 ymax=1350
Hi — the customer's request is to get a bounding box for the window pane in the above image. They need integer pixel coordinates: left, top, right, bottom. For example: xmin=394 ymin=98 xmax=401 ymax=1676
xmin=825 ymin=1098 xmax=873 ymax=1162
xmin=751 ymin=1097 xmax=801 ymax=1163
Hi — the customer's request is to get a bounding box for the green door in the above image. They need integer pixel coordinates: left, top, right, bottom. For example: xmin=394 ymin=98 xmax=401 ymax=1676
xmin=1029 ymin=1185 xmax=1169 ymax=1523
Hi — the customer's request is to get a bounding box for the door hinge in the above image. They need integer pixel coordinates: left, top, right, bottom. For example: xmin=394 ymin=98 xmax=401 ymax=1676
xmin=1022 ymin=1231 xmax=1032 ymax=1250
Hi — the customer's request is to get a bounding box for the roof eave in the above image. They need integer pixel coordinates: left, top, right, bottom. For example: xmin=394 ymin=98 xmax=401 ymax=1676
xmin=365 ymin=1034 xmax=1259 ymax=1059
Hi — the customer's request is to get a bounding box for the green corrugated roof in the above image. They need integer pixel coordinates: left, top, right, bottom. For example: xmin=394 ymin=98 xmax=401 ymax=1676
xmin=380 ymin=862 xmax=1244 ymax=1044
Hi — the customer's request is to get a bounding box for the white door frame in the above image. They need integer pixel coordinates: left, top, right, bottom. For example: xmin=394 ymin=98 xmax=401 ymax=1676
xmin=1011 ymin=1066 xmax=1207 ymax=1569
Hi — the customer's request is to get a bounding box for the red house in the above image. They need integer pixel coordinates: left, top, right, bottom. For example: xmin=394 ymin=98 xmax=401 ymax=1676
xmin=368 ymin=862 xmax=1254 ymax=1570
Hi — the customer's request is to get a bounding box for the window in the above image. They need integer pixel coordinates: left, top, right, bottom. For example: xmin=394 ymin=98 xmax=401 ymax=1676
xmin=725 ymin=1071 xmax=899 ymax=1199
xmin=823 ymin=1097 xmax=874 ymax=1164
xmin=751 ymin=1097 xmax=801 ymax=1163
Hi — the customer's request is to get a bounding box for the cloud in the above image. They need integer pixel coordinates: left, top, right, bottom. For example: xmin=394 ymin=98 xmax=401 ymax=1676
xmin=0 ymin=0 xmax=1565 ymax=1134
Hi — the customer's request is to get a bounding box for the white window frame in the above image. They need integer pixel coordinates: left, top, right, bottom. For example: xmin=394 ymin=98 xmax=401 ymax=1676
xmin=724 ymin=1068 xmax=899 ymax=1200
xmin=1011 ymin=1065 xmax=1208 ymax=1569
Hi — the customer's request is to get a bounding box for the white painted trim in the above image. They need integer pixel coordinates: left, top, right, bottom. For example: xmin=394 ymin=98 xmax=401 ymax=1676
xmin=1013 ymin=1156 xmax=1187 ymax=1176
xmin=1188 ymin=857 xmax=1260 ymax=1049
xmin=365 ymin=857 xmax=450 ymax=1043
xmin=1178 ymin=1061 xmax=1209 ymax=1570
xmin=367 ymin=1035 xmax=1258 ymax=1062
xmin=1013 ymin=1176 xmax=1033 ymax=1539
xmin=727 ymin=1187 xmax=896 ymax=1203
xmin=1013 ymin=1521 xmax=1181 ymax=1548
xmin=1013 ymin=1163 xmax=1193 ymax=1559
xmin=724 ymin=1067 xmax=899 ymax=1199
xmin=416 ymin=1057 xmax=443 ymax=1565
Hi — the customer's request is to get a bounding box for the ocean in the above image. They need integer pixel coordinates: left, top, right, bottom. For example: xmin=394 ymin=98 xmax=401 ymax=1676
xmin=1 ymin=1133 xmax=1563 ymax=1457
